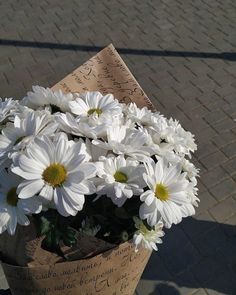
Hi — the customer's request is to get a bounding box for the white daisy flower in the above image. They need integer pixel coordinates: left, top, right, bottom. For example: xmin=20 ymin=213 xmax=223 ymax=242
xmin=55 ymin=111 xmax=117 ymax=139
xmin=11 ymin=133 xmax=97 ymax=217
xmin=96 ymin=155 xmax=146 ymax=207
xmin=55 ymin=92 xmax=123 ymax=139
xmin=146 ymin=112 xmax=169 ymax=132
xmin=124 ymin=103 xmax=152 ymax=125
xmin=133 ymin=217 xmax=164 ymax=252
xmin=0 ymin=98 xmax=20 ymax=125
xmin=0 ymin=170 xmax=42 ymax=235
xmin=146 ymin=127 xmax=176 ymax=156
xmin=139 ymin=158 xmax=190 ymax=228
xmin=69 ymin=91 xmax=122 ymax=117
xmin=169 ymin=119 xmax=197 ymax=157
xmin=93 ymin=125 xmax=153 ymax=161
xmin=156 ymin=151 xmax=182 ymax=165
xmin=0 ymin=111 xmax=57 ymax=165
xmin=180 ymin=158 xmax=199 ymax=180
xmin=162 ymin=156 xmax=199 ymax=180
xmin=181 ymin=177 xmax=199 ymax=217
xmin=22 ymin=86 xmax=74 ymax=113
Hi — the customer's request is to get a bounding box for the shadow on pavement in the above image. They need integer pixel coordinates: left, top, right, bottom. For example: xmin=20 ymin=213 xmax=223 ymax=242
xmin=0 ymin=39 xmax=235 ymax=61
xmin=140 ymin=217 xmax=236 ymax=295
xmin=149 ymin=284 xmax=181 ymax=295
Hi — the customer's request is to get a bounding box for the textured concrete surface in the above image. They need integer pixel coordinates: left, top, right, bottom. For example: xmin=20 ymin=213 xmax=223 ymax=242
xmin=0 ymin=0 xmax=236 ymax=294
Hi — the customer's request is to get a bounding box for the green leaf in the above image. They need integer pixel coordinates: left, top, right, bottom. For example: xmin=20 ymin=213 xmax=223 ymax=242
xmin=39 ymin=216 xmax=51 ymax=235
xmin=42 ymin=231 xmax=53 ymax=249
xmin=66 ymin=228 xmax=77 ymax=239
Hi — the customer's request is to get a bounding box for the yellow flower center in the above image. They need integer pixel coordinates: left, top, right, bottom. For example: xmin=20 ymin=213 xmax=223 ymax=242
xmin=6 ymin=187 xmax=18 ymax=207
xmin=155 ymin=183 xmax=169 ymax=201
xmin=114 ymin=171 xmax=128 ymax=183
xmin=42 ymin=163 xmax=67 ymax=187
xmin=87 ymin=108 xmax=102 ymax=116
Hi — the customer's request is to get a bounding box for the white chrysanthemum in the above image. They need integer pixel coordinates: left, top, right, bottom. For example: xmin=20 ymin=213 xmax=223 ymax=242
xmin=124 ymin=103 xmax=152 ymax=124
xmin=55 ymin=111 xmax=119 ymax=139
xmin=162 ymin=156 xmax=199 ymax=181
xmin=169 ymin=119 xmax=197 ymax=157
xmin=0 ymin=98 xmax=20 ymax=124
xmin=133 ymin=217 xmax=164 ymax=252
xmin=0 ymin=170 xmax=42 ymax=235
xmin=156 ymin=151 xmax=182 ymax=165
xmin=55 ymin=91 xmax=123 ymax=139
xmin=22 ymin=86 xmax=74 ymax=113
xmin=181 ymin=178 xmax=199 ymax=217
xmin=139 ymin=158 xmax=190 ymax=228
xmin=146 ymin=112 xmax=169 ymax=132
xmin=146 ymin=126 xmax=177 ymax=156
xmin=11 ymin=134 xmax=97 ymax=217
xmin=96 ymin=155 xmax=146 ymax=207
xmin=93 ymin=125 xmax=153 ymax=161
xmin=69 ymin=91 xmax=122 ymax=117
xmin=180 ymin=158 xmax=199 ymax=180
xmin=0 ymin=111 xmax=57 ymax=167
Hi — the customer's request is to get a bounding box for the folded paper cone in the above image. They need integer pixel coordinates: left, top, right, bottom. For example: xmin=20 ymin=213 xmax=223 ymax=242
xmin=1 ymin=44 xmax=154 ymax=295
xmin=52 ymin=43 xmax=154 ymax=110
xmin=2 ymin=242 xmax=151 ymax=295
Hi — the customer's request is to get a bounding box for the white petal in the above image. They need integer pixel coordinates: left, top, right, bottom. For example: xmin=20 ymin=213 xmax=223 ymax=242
xmin=7 ymin=213 xmax=17 ymax=235
xmin=39 ymin=184 xmax=54 ymax=202
xmin=11 ymin=166 xmax=41 ymax=180
xmin=62 ymin=186 xmax=84 ymax=211
xmin=77 ymin=163 xmax=97 ymax=179
xmin=53 ymin=187 xmax=70 ymax=217
xmin=17 ymin=211 xmax=30 ymax=226
xmin=140 ymin=190 xmax=155 ymax=206
xmin=18 ymin=198 xmax=42 ymax=214
xmin=0 ymin=212 xmax=10 ymax=233
xmin=17 ymin=179 xmax=44 ymax=199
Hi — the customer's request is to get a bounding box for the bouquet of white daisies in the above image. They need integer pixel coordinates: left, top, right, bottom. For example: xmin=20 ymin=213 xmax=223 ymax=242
xmin=0 ymin=86 xmax=199 ymax=256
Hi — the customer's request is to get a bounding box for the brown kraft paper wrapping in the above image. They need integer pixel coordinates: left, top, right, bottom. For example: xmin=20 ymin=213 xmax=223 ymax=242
xmin=52 ymin=44 xmax=155 ymax=110
xmin=1 ymin=44 xmax=154 ymax=294
xmin=0 ymin=222 xmax=115 ymax=266
xmin=2 ymin=242 xmax=151 ymax=295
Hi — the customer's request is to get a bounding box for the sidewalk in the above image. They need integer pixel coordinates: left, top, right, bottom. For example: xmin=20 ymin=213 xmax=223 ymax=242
xmin=0 ymin=0 xmax=236 ymax=294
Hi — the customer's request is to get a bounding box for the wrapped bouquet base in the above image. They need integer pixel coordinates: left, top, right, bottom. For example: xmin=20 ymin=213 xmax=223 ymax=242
xmin=2 ymin=242 xmax=151 ymax=295
xmin=0 ymin=44 xmax=199 ymax=295
xmin=1 ymin=45 xmax=154 ymax=295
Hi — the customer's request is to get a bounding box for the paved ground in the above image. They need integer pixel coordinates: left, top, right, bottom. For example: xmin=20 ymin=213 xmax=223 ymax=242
xmin=0 ymin=0 xmax=236 ymax=294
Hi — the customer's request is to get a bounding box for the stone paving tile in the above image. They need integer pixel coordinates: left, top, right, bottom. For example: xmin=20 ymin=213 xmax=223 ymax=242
xmin=181 ymin=213 xmax=216 ymax=240
xmin=212 ymin=131 xmax=236 ymax=149
xmin=200 ymin=151 xmax=228 ymax=170
xmin=196 ymin=191 xmax=217 ymax=213
xmin=0 ymin=0 xmax=236 ymax=294
xmin=201 ymin=167 xmax=228 ymax=189
xmin=222 ymin=142 xmax=236 ymax=159
xmin=209 ymin=197 xmax=236 ymax=223
xmin=209 ymin=179 xmax=236 ymax=201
